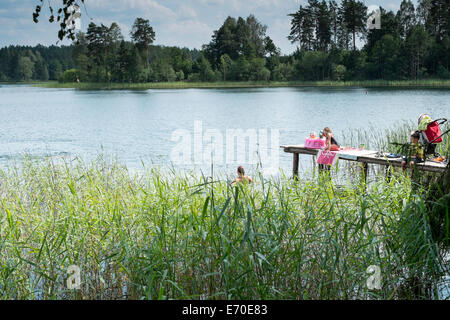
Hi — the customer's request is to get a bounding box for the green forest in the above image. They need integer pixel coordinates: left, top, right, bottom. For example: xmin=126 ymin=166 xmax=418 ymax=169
xmin=1 ymin=0 xmax=449 ymax=83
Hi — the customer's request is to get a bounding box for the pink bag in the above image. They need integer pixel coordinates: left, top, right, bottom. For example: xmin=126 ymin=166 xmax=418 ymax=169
xmin=317 ymin=149 xmax=338 ymax=166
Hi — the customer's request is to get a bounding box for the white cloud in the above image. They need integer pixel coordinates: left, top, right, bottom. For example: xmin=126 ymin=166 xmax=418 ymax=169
xmin=88 ymin=0 xmax=176 ymax=19
xmin=127 ymin=0 xmax=176 ymax=18
xmin=197 ymin=0 xmax=299 ymax=10
xmin=177 ymin=5 xmax=197 ymax=20
xmin=158 ymin=19 xmax=212 ymax=48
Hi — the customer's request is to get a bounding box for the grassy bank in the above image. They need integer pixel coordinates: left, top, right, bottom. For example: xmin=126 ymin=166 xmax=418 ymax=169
xmin=31 ymin=79 xmax=450 ymax=90
xmin=0 ymin=154 xmax=448 ymax=300
xmin=0 ymin=81 xmax=50 ymax=86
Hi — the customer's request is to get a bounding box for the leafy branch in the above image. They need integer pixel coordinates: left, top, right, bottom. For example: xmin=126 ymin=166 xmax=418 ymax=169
xmin=33 ymin=0 xmax=87 ymax=41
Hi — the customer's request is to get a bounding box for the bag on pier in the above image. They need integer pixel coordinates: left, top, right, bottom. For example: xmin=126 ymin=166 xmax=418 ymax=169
xmin=317 ymin=149 xmax=338 ymax=166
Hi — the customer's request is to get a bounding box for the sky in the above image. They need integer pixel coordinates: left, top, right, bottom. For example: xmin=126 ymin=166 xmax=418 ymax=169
xmin=0 ymin=0 xmax=416 ymax=55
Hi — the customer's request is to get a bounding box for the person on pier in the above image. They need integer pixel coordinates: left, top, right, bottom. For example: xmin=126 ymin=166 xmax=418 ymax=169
xmin=401 ymin=130 xmax=424 ymax=175
xmin=321 ymin=127 xmax=340 ymax=151
xmin=318 ymin=127 xmax=340 ymax=172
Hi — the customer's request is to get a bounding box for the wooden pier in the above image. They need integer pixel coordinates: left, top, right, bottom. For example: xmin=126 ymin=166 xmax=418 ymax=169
xmin=281 ymin=144 xmax=447 ymax=179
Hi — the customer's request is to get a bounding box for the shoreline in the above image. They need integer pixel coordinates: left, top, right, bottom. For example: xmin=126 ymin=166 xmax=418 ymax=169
xmin=14 ymin=79 xmax=450 ymax=90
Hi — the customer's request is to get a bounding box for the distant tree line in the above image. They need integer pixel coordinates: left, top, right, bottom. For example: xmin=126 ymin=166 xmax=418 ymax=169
xmin=2 ymin=0 xmax=450 ymax=83
xmin=69 ymin=18 xmax=202 ymax=83
xmin=68 ymin=15 xmax=276 ymax=83
xmin=0 ymin=45 xmax=73 ymax=81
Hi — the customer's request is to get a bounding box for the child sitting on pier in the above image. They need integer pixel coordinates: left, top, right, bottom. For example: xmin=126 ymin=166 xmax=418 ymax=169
xmin=401 ymin=131 xmax=424 ymax=172
xmin=232 ymin=166 xmax=254 ymax=185
xmin=321 ymin=127 xmax=340 ymax=151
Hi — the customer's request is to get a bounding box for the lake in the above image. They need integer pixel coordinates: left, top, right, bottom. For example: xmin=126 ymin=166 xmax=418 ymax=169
xmin=1 ymin=84 xmax=449 ymax=175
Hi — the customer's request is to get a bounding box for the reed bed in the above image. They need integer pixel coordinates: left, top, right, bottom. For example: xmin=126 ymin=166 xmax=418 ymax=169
xmin=0 ymin=124 xmax=448 ymax=300
xmin=33 ymin=79 xmax=450 ymax=90
xmin=0 ymin=152 xmax=448 ymax=300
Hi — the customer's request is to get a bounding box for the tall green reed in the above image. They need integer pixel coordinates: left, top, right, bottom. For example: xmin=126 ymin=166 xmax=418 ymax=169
xmin=0 ymin=151 xmax=447 ymax=300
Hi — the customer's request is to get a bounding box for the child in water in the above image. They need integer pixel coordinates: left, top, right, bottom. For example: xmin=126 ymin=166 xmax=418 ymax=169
xmin=401 ymin=131 xmax=424 ymax=173
xmin=232 ymin=166 xmax=254 ymax=185
xmin=321 ymin=127 xmax=340 ymax=151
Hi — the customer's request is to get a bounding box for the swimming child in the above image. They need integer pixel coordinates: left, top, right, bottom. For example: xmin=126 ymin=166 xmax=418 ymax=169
xmin=232 ymin=166 xmax=254 ymax=185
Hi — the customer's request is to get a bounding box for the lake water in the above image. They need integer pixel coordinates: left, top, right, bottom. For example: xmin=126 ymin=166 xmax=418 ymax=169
xmin=1 ymin=84 xmax=449 ymax=175
xmin=1 ymin=84 xmax=450 ymax=298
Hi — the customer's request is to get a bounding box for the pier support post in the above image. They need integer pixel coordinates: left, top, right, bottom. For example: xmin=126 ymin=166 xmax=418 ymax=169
xmin=293 ymin=153 xmax=299 ymax=180
xmin=385 ymin=165 xmax=392 ymax=182
xmin=362 ymin=162 xmax=369 ymax=184
xmin=318 ymin=164 xmax=331 ymax=174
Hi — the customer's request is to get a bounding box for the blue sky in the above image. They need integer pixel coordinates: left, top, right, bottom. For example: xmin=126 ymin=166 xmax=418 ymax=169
xmin=0 ymin=0 xmax=415 ymax=54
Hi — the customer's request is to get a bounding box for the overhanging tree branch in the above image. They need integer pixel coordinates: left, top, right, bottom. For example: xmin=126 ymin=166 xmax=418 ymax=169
xmin=33 ymin=0 xmax=88 ymax=41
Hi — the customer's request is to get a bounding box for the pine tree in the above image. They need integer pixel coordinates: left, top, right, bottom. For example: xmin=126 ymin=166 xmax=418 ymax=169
xmin=397 ymin=0 xmax=417 ymax=39
xmin=288 ymin=5 xmax=315 ymax=51
xmin=86 ymin=23 xmax=109 ymax=67
xmin=417 ymin=0 xmax=432 ymax=25
xmin=307 ymin=0 xmax=320 ymax=50
xmin=116 ymin=40 xmax=129 ymax=82
xmin=428 ymin=0 xmax=450 ymax=42
xmin=329 ymin=0 xmax=340 ymax=47
xmin=341 ymin=0 xmax=368 ymax=51
xmin=337 ymin=2 xmax=351 ymax=49
xmin=130 ymin=18 xmax=156 ymax=68
xmin=317 ymin=0 xmax=332 ymax=51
